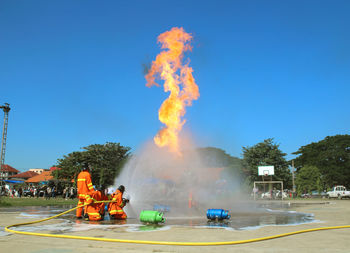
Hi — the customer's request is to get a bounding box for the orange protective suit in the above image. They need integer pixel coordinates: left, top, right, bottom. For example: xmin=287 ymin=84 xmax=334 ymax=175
xmin=85 ymin=190 xmax=108 ymax=221
xmin=76 ymin=169 xmax=94 ymax=218
xmin=108 ymin=189 xmax=127 ymax=219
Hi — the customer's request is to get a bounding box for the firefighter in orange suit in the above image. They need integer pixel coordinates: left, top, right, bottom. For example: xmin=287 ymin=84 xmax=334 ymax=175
xmin=108 ymin=185 xmax=128 ymax=219
xmin=76 ymin=163 xmax=95 ymax=218
xmin=85 ymin=189 xmax=109 ymax=221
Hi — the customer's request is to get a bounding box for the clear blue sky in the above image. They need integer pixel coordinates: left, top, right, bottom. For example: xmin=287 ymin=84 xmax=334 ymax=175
xmin=1 ymin=0 xmax=349 ymax=171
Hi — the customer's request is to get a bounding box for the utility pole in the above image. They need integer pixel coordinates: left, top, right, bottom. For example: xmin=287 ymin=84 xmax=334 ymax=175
xmin=292 ymin=160 xmax=295 ymax=195
xmin=0 ymin=103 xmax=10 ymax=187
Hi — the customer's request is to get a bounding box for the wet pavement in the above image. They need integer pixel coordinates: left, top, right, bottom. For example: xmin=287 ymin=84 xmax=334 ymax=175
xmin=0 ymin=201 xmax=323 ymax=235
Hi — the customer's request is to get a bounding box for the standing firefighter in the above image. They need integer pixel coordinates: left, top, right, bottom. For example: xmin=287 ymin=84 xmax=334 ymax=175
xmin=76 ymin=163 xmax=94 ymax=219
xmin=108 ymin=185 xmax=128 ymax=219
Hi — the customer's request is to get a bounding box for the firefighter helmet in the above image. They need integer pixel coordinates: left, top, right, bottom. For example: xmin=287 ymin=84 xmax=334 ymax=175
xmin=118 ymin=185 xmax=125 ymax=193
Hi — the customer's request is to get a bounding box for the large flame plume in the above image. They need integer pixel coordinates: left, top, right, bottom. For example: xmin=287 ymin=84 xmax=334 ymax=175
xmin=145 ymin=27 xmax=199 ymax=154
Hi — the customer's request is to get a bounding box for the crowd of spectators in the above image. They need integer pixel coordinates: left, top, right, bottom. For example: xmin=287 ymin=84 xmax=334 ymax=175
xmin=0 ymin=184 xmax=77 ymax=199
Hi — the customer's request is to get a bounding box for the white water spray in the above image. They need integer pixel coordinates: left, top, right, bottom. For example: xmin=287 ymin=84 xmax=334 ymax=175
xmin=113 ymin=137 xmax=242 ymax=218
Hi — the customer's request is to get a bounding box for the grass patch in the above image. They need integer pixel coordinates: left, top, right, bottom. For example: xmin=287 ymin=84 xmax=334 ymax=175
xmin=0 ymin=199 xmax=12 ymax=207
xmin=0 ymin=197 xmax=78 ymax=207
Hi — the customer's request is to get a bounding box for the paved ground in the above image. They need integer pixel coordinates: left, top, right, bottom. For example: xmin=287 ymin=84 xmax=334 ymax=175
xmin=1 ymin=199 xmax=350 ymax=253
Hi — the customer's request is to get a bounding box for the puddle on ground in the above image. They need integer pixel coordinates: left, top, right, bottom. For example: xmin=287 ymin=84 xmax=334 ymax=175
xmin=0 ymin=202 xmax=321 ymax=235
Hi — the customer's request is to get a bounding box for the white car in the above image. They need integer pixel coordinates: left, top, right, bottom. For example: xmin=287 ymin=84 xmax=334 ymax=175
xmin=326 ymin=186 xmax=350 ymax=199
xmin=275 ymin=190 xmax=288 ymax=199
xmin=261 ymin=192 xmax=272 ymax=199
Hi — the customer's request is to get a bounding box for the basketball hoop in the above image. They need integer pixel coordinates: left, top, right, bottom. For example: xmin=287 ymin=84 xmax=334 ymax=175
xmin=258 ymin=166 xmax=274 ymax=177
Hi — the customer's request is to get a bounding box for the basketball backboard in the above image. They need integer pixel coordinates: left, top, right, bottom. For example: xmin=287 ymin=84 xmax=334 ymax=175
xmin=258 ymin=166 xmax=274 ymax=176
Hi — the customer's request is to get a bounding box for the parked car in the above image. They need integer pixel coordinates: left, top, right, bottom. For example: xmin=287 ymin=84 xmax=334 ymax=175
xmin=326 ymin=186 xmax=350 ymax=199
xmin=310 ymin=190 xmax=327 ymax=198
xmin=38 ymin=186 xmax=47 ymax=197
xmin=300 ymin=193 xmax=311 ymax=198
xmin=261 ymin=192 xmax=272 ymax=199
xmin=22 ymin=190 xmax=33 ymax=197
xmin=275 ymin=190 xmax=288 ymax=199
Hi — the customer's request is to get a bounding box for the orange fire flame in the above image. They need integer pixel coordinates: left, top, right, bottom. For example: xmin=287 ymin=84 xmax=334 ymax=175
xmin=146 ymin=27 xmax=199 ymax=154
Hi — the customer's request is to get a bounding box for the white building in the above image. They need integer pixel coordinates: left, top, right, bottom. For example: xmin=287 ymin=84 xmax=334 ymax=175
xmin=29 ymin=168 xmax=45 ymax=174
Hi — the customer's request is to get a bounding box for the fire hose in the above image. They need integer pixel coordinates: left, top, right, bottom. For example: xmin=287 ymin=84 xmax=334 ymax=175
xmin=5 ymin=200 xmax=350 ymax=246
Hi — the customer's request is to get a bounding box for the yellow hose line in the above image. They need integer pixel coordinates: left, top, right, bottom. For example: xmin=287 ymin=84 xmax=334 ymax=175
xmin=5 ymin=201 xmax=350 ymax=246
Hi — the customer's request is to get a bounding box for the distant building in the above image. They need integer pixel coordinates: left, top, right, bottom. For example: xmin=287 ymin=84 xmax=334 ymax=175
xmin=26 ymin=171 xmax=53 ymax=184
xmin=9 ymin=171 xmax=39 ymax=182
xmin=29 ymin=168 xmax=45 ymax=174
xmin=0 ymin=164 xmax=19 ymax=180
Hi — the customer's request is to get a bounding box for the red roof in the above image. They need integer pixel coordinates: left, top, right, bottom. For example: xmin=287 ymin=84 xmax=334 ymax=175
xmin=50 ymin=166 xmax=61 ymax=171
xmin=26 ymin=171 xmax=53 ymax=183
xmin=9 ymin=171 xmax=39 ymax=179
xmin=1 ymin=164 xmax=19 ymax=173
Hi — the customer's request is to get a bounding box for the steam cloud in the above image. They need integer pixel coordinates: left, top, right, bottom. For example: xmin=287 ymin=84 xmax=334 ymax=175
xmin=114 ymin=138 xmax=243 ymax=218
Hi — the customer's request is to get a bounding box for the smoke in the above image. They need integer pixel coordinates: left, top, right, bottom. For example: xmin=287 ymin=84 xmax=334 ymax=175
xmin=113 ymin=136 xmax=243 ymax=218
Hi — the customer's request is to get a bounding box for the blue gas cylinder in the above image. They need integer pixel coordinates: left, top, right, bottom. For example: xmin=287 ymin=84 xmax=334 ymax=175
xmin=206 ymin=209 xmax=231 ymax=220
xmin=153 ymin=204 xmax=170 ymax=212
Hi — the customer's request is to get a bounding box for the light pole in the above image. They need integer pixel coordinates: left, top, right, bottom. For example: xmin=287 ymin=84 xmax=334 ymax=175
xmin=292 ymin=160 xmax=295 ymax=195
xmin=0 ymin=103 xmax=11 ymax=187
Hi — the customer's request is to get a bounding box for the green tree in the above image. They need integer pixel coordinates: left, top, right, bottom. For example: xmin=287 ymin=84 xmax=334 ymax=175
xmin=53 ymin=142 xmax=131 ymax=188
xmin=295 ymin=165 xmax=322 ymax=195
xmin=196 ymin=147 xmax=242 ymax=170
xmin=196 ymin=147 xmax=243 ymax=176
xmin=195 ymin=147 xmax=244 ymax=190
xmin=242 ymin=138 xmax=292 ymax=188
xmin=293 ymin=135 xmax=350 ymax=188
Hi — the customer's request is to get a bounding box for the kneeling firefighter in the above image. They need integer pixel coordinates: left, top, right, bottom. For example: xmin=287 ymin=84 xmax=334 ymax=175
xmin=108 ymin=185 xmax=128 ymax=219
xmin=85 ymin=188 xmax=109 ymax=221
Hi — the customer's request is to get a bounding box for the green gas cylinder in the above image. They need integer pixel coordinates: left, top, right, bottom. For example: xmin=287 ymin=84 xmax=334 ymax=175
xmin=139 ymin=210 xmax=165 ymax=224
